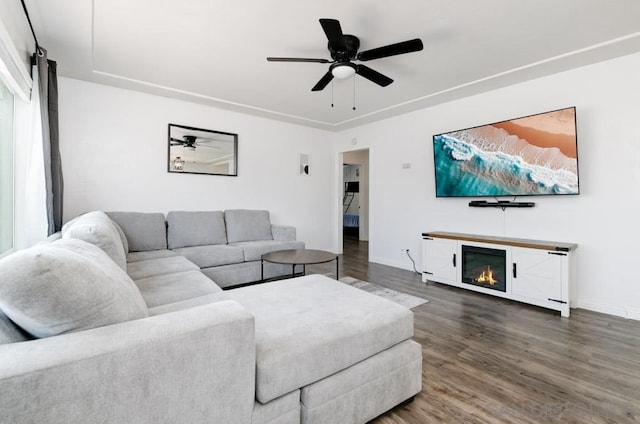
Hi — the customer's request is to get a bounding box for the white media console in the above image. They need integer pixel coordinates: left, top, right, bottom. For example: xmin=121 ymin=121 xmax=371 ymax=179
xmin=422 ymin=231 xmax=577 ymax=317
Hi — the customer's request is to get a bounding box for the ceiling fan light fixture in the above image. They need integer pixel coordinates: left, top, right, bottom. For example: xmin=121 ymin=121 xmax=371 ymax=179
xmin=331 ymin=62 xmax=356 ymax=79
xmin=173 ymin=156 xmax=184 ymax=171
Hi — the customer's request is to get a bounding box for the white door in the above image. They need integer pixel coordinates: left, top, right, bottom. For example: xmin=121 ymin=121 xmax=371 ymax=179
xmin=511 ymin=247 xmax=564 ymax=303
xmin=423 ymin=237 xmax=458 ymax=284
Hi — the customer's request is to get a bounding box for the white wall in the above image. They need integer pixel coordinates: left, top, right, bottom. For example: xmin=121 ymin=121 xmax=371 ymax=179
xmin=334 ymin=52 xmax=640 ymax=320
xmin=58 ymin=78 xmax=335 ymax=250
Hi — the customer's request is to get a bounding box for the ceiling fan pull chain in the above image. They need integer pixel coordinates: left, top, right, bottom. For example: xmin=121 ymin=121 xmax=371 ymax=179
xmin=352 ymin=75 xmax=356 ymax=111
xmin=331 ymin=81 xmax=334 ymax=108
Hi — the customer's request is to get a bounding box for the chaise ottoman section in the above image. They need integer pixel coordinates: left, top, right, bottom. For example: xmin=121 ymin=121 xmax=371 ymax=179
xmin=300 ymin=340 xmax=422 ymax=424
xmin=219 ymin=274 xmax=415 ymax=404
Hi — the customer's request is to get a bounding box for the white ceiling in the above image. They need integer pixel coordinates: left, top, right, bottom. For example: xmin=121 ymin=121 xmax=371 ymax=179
xmin=25 ymin=0 xmax=640 ymax=131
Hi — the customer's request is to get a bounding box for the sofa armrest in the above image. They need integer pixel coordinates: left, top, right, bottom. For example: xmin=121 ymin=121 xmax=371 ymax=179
xmin=0 ymin=301 xmax=255 ymax=424
xmin=271 ymin=224 xmax=297 ymax=241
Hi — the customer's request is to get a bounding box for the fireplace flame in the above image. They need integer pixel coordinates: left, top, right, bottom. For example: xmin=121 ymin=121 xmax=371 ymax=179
xmin=475 ymin=266 xmax=498 ymax=285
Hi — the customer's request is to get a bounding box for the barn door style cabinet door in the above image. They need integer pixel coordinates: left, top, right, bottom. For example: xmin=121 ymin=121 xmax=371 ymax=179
xmin=421 ymin=236 xmax=458 ymax=285
xmin=422 ymin=232 xmax=576 ymax=317
xmin=510 ymin=247 xmax=570 ymax=315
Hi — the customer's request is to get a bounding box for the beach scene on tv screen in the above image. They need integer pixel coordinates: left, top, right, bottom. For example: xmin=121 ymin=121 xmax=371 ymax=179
xmin=433 ymin=107 xmax=579 ymax=197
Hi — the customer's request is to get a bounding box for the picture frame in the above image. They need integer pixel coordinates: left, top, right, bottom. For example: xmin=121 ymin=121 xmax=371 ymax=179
xmin=168 ymin=124 xmax=238 ymax=176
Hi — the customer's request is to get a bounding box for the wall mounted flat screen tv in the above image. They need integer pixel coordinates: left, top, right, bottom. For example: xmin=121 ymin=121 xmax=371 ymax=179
xmin=432 ymin=106 xmax=579 ymax=197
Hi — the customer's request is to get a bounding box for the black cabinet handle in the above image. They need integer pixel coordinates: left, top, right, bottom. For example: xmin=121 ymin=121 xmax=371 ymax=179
xmin=512 ymin=263 xmax=517 ymax=278
xmin=453 ymin=253 xmax=456 ymax=267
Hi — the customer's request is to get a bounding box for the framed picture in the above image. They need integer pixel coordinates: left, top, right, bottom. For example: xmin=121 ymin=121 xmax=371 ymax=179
xmin=168 ymin=124 xmax=238 ymax=176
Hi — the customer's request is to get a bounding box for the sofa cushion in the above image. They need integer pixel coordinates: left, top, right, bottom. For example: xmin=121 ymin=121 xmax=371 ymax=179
xmin=127 ymin=256 xmax=199 ymax=281
xmin=224 ymin=210 xmax=273 ymax=243
xmin=219 ymin=274 xmax=414 ymax=403
xmin=167 ymin=211 xmax=227 ymax=249
xmin=106 ymin=212 xmax=167 ymax=252
xmin=0 ymin=239 xmax=148 ymax=338
xmin=230 ymin=240 xmax=305 ymax=262
xmin=127 ymin=249 xmax=179 ymax=263
xmin=171 ymin=245 xmax=244 ymax=268
xmin=62 ymin=211 xmax=127 ymax=270
xmin=134 ymin=270 xmax=223 ymax=308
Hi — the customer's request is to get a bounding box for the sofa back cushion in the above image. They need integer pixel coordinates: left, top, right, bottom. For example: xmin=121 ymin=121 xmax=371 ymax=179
xmin=107 ymin=212 xmax=167 ymax=252
xmin=167 ymin=211 xmax=227 ymax=249
xmin=62 ymin=211 xmax=127 ymax=270
xmin=0 ymin=239 xmax=148 ymax=339
xmin=224 ymin=210 xmax=273 ymax=243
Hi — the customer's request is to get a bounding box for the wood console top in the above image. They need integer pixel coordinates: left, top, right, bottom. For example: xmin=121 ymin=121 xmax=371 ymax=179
xmin=422 ymin=231 xmax=577 ymax=252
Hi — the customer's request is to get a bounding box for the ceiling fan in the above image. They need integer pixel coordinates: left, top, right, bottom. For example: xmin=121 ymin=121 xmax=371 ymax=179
xmin=170 ymin=135 xmax=220 ymax=150
xmin=267 ymin=18 xmax=423 ymax=91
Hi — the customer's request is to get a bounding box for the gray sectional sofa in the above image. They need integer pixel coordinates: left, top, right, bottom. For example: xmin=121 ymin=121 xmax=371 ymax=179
xmin=107 ymin=209 xmax=306 ymax=288
xmin=0 ymin=210 xmax=422 ymax=424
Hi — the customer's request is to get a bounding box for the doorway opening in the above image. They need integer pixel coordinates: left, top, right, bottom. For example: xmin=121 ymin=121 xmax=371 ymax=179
xmin=341 ymin=149 xmax=369 ymax=252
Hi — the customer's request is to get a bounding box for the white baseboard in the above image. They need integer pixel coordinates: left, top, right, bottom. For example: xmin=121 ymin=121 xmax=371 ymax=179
xmin=627 ymin=307 xmax=640 ymax=321
xmin=574 ymin=298 xmax=640 ymax=321
xmin=369 ymin=256 xmax=414 ymax=272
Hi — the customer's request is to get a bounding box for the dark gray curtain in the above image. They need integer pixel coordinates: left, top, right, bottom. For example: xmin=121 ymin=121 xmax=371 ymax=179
xmin=33 ymin=48 xmax=63 ymax=235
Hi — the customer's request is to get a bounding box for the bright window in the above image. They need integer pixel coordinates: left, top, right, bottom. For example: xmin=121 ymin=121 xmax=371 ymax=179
xmin=0 ymin=78 xmax=14 ymax=255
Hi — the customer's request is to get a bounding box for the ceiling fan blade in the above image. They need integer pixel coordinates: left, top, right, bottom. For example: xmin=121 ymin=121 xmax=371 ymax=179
xmin=356 ymin=65 xmax=393 ymax=87
xmin=196 ymin=144 xmax=221 ymax=149
xmin=267 ymin=57 xmax=331 ymax=64
xmin=357 ymin=38 xmax=423 ymax=61
xmin=311 ymin=71 xmax=334 ymax=91
xmin=319 ymin=18 xmax=346 ymax=51
xmin=170 ymin=137 xmax=185 ymax=143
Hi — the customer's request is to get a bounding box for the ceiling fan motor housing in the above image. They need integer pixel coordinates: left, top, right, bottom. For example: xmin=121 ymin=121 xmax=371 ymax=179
xmin=328 ymin=34 xmax=360 ymax=61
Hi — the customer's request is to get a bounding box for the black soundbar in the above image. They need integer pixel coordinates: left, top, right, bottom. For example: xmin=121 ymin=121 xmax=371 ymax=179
xmin=469 ymin=200 xmax=535 ymax=208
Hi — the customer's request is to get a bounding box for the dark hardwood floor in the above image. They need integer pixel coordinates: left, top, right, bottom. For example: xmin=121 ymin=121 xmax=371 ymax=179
xmin=307 ymin=234 xmax=640 ymax=424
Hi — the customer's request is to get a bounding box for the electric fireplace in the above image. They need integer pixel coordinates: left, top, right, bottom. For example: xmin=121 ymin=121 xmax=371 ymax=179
xmin=461 ymin=245 xmax=507 ymax=292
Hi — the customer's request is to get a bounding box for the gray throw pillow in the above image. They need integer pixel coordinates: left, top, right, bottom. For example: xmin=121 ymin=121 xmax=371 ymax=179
xmin=0 ymin=239 xmax=148 ymax=338
xmin=62 ymin=211 xmax=127 ymax=270
xmin=225 ymin=209 xmax=273 ymax=243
